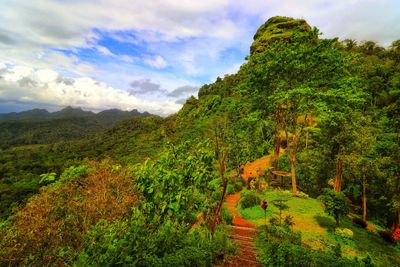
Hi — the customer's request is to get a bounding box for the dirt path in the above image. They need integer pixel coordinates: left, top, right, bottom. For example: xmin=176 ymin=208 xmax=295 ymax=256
xmin=224 ymin=191 xmax=259 ymax=267
xmin=224 ymin=151 xmax=283 ymax=266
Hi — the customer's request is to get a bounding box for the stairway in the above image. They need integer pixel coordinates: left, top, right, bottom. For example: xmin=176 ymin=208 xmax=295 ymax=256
xmin=224 ymin=191 xmax=261 ymax=266
xmin=225 ymin=225 xmax=261 ymax=267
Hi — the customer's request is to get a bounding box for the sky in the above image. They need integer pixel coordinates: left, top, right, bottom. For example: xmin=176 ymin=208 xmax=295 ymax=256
xmin=0 ymin=0 xmax=399 ymax=116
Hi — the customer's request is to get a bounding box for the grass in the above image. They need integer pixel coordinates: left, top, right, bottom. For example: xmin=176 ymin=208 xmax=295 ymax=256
xmin=239 ymin=189 xmax=400 ymax=266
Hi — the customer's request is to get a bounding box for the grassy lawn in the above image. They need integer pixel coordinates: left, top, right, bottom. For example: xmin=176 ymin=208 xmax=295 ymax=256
xmin=239 ymin=189 xmax=400 ymax=266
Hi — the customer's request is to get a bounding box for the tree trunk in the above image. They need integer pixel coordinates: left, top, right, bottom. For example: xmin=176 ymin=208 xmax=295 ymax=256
xmin=334 ymin=159 xmax=343 ymax=192
xmin=305 ymin=131 xmax=309 ymax=149
xmin=290 ymin=159 xmax=298 ymax=196
xmin=212 ymin=179 xmax=227 ymax=236
xmin=362 ymin=176 xmax=367 ymax=222
xmin=273 ymin=134 xmax=281 ymax=178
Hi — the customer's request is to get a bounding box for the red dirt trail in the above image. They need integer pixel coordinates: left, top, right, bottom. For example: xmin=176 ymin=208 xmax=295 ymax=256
xmin=224 ymin=192 xmax=259 ymax=266
xmin=223 ymin=153 xmax=278 ymax=266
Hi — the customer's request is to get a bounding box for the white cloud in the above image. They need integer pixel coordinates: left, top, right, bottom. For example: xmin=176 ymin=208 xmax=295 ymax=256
xmin=143 ymin=55 xmax=168 ymax=69
xmin=234 ymin=0 xmax=400 ymax=46
xmin=35 ymin=69 xmax=58 ymax=83
xmin=96 ymin=46 xmax=113 ymax=56
xmin=0 ymin=65 xmax=181 ymax=116
xmin=96 ymin=45 xmax=136 ymax=63
xmin=0 ymin=0 xmax=399 ymax=114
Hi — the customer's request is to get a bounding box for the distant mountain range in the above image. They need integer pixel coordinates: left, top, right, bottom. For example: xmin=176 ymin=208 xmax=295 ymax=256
xmin=0 ymin=106 xmax=151 ymax=126
xmin=0 ymin=107 xmax=152 ymax=149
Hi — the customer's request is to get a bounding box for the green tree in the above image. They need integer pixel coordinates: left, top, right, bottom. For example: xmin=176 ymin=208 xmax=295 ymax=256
xmin=319 ymin=189 xmax=350 ymax=227
xmin=246 ymin=28 xmax=353 ymax=195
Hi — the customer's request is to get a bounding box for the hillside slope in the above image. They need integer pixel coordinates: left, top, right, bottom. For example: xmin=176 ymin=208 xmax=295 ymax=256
xmin=239 ymin=189 xmax=400 ymax=266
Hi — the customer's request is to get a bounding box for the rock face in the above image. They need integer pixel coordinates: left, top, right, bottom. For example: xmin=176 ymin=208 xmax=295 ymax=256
xmin=250 ymin=16 xmax=312 ymax=54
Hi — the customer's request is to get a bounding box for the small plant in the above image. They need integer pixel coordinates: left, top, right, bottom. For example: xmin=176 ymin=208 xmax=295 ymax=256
xmin=60 ymin=165 xmax=89 ymax=181
xmin=352 ymin=217 xmax=367 ymax=228
xmin=335 ymin=228 xmax=354 ymax=239
xmin=272 ymin=197 xmax=290 ymax=225
xmin=269 ymin=217 xmax=279 ymax=225
xmin=333 ymin=243 xmax=342 ymax=257
xmin=247 ymin=177 xmax=255 ymax=189
xmin=227 ymin=183 xmax=235 ymax=195
xmin=221 ymin=207 xmax=232 ymax=225
xmin=362 ymin=254 xmax=376 ymax=267
xmin=296 ymin=191 xmax=309 ymax=199
xmin=39 ymin=172 xmax=57 ymax=185
xmin=234 ymin=178 xmax=245 ymax=192
xmin=284 ymin=215 xmax=295 ymax=227
xmin=239 ymin=190 xmax=260 ymax=209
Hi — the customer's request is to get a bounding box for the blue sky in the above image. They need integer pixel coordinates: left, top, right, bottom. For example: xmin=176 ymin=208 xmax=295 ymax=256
xmin=0 ymin=0 xmax=399 ymax=115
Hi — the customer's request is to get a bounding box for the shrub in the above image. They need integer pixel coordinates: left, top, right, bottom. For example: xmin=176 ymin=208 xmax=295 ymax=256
xmin=0 ymin=161 xmax=137 ymax=266
xmin=362 ymin=254 xmax=376 ymax=267
xmin=256 ymin=225 xmax=361 ymax=267
xmin=318 ymin=189 xmax=350 ymax=227
xmin=269 ymin=216 xmax=279 ymax=226
xmin=379 ymin=230 xmax=395 ymax=243
xmin=296 ymin=191 xmax=309 ymax=199
xmin=227 ymin=183 xmax=235 ymax=195
xmin=221 ymin=207 xmax=232 ymax=225
xmin=352 ymin=217 xmax=367 ymax=228
xmin=247 ymin=177 xmax=255 ymax=189
xmin=263 ymin=225 xmax=302 ymax=245
xmin=209 ymin=178 xmax=222 ymax=191
xmin=39 ymin=172 xmax=57 ymax=185
xmin=239 ymin=190 xmax=260 ymax=209
xmin=235 ymin=179 xmax=244 ymax=191
xmin=60 ymin=165 xmax=89 ymax=181
xmin=284 ymin=215 xmax=295 ymax=227
xmin=77 ymin=211 xmax=235 ymax=266
xmin=184 ymin=212 xmax=198 ymax=225
xmin=393 ymin=228 xmax=400 ymax=242
xmin=335 ymin=228 xmax=354 ymax=239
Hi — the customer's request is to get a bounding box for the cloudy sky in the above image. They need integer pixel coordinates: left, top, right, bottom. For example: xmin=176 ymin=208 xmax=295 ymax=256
xmin=0 ymin=0 xmax=399 ymax=115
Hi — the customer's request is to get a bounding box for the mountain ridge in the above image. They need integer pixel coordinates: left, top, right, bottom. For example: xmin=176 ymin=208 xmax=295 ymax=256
xmin=0 ymin=106 xmax=151 ymax=123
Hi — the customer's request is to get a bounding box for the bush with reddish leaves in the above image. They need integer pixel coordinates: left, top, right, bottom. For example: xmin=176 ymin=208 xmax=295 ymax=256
xmin=378 ymin=230 xmax=395 ymax=243
xmin=352 ymin=217 xmax=367 ymax=228
xmin=0 ymin=160 xmax=138 ymax=266
xmin=393 ymin=228 xmax=400 ymax=242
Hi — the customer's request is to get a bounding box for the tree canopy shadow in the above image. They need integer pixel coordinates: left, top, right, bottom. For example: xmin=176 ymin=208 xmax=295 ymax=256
xmin=314 ymin=215 xmax=335 ymax=233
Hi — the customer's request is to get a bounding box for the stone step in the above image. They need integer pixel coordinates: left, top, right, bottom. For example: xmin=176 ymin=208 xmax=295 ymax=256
xmin=226 ymin=257 xmax=261 ymax=267
xmin=228 ymin=225 xmax=257 ymax=234
xmin=238 ymin=245 xmax=257 ymax=254
xmin=236 ymin=250 xmax=258 ymax=262
xmin=229 ymin=234 xmax=254 ymax=242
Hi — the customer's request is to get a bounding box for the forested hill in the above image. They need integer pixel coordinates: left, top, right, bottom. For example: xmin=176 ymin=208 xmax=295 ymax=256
xmin=0 ymin=106 xmax=150 ymax=124
xmin=0 ymin=16 xmax=399 ymax=266
xmin=175 ymin=16 xmax=400 ymax=228
xmin=0 ymin=107 xmax=151 ymax=149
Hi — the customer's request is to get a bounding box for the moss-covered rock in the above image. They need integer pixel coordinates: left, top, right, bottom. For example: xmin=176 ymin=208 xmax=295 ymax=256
xmin=250 ymin=16 xmax=312 ymax=54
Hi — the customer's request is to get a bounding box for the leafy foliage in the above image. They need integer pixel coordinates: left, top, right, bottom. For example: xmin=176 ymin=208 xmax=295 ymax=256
xmin=133 ymin=142 xmax=216 ymax=223
xmin=239 ymin=189 xmax=261 ymax=209
xmin=0 ymin=161 xmax=137 ymax=266
xmin=77 ymin=213 xmax=233 ymax=267
xmin=319 ymin=189 xmax=350 ymax=227
xmin=256 ymin=225 xmax=361 ymax=267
